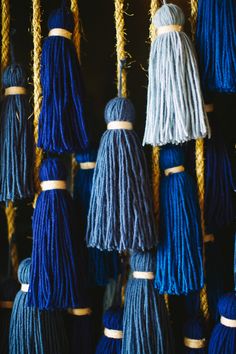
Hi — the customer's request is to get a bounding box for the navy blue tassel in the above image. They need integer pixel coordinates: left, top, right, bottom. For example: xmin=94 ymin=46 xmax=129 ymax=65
xmin=196 ymin=0 xmax=236 ymax=93
xmin=96 ymin=306 xmax=123 ymax=354
xmin=0 ymin=63 xmax=34 ymax=202
xmin=86 ymin=97 xmax=157 ymax=252
xmin=155 ymin=145 xmax=204 ymax=295
xmin=74 ymin=149 xmax=120 ymax=286
xmin=122 ymin=251 xmax=174 ymax=354
xmin=38 ymin=5 xmax=89 ymax=153
xmin=28 ymin=158 xmax=79 ymax=309
xmin=9 ymin=258 xmax=69 ymax=354
xmin=0 ymin=278 xmax=19 ymax=354
xmin=208 ymin=292 xmax=236 ymax=353
xmin=205 ymin=112 xmax=234 ymax=233
xmin=183 ymin=317 xmax=207 ymax=353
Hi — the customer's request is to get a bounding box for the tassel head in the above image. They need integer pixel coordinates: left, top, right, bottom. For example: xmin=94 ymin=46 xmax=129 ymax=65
xmin=153 ymin=3 xmax=185 ymax=28
xmin=39 ymin=158 xmax=67 ymax=182
xmin=160 ymin=145 xmax=185 ymax=170
xmin=48 ymin=6 xmax=74 ymax=32
xmin=130 ymin=251 xmax=155 ymax=272
xmin=18 ymin=258 xmax=31 ymax=285
xmin=2 ymin=63 xmax=27 ymax=88
xmin=104 ymin=97 xmax=135 ymax=123
xmin=218 ymin=293 xmax=236 ymax=320
xmin=103 ymin=306 xmax=123 ymax=331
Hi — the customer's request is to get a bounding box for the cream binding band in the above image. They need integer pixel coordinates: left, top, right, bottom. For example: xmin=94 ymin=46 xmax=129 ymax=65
xmin=0 ymin=301 xmax=13 ymax=309
xmin=184 ymin=337 xmax=206 ymax=349
xmin=164 ymin=165 xmax=185 ymax=176
xmin=204 ymin=103 xmax=214 ymax=113
xmin=68 ymin=308 xmax=92 ymax=316
xmin=133 ymin=271 xmax=155 ymax=280
xmin=41 ymin=180 xmax=67 ymax=191
xmin=204 ymin=234 xmax=215 ymax=243
xmin=220 ymin=316 xmax=236 ymax=328
xmin=80 ymin=162 xmax=96 ymax=170
xmin=21 ymin=284 xmax=29 ymax=292
xmin=107 ymin=121 xmax=133 ymax=130
xmin=104 ymin=328 xmax=123 ymax=339
xmin=5 ymin=86 xmax=27 ymax=95
xmin=157 ymin=24 xmax=182 ymax=36
xmin=48 ymin=28 xmax=72 ymax=40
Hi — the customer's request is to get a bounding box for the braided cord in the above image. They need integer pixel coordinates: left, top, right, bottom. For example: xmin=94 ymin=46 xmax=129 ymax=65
xmin=32 ymin=0 xmax=43 ymax=194
xmin=190 ymin=0 xmax=209 ymax=321
xmin=1 ymin=0 xmax=18 ymax=276
xmin=114 ymin=0 xmax=127 ymax=97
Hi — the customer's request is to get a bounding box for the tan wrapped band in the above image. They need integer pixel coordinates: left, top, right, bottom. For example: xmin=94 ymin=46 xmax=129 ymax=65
xmin=80 ymin=162 xmax=96 ymax=170
xmin=220 ymin=316 xmax=236 ymax=328
xmin=107 ymin=121 xmax=133 ymax=130
xmin=205 ymin=104 xmax=214 ymax=113
xmin=68 ymin=308 xmax=92 ymax=316
xmin=133 ymin=271 xmax=155 ymax=280
xmin=157 ymin=25 xmax=182 ymax=36
xmin=0 ymin=301 xmax=13 ymax=309
xmin=164 ymin=165 xmax=185 ymax=176
xmin=48 ymin=28 xmax=72 ymax=40
xmin=21 ymin=284 xmax=29 ymax=292
xmin=184 ymin=337 xmax=206 ymax=349
xmin=104 ymin=328 xmax=123 ymax=339
xmin=41 ymin=180 xmax=67 ymax=191
xmin=204 ymin=234 xmax=215 ymax=243
xmin=5 ymin=87 xmax=26 ymax=95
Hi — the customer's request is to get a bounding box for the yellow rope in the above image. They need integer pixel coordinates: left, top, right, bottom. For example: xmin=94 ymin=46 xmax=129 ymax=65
xmin=190 ymin=0 xmax=209 ymax=322
xmin=32 ymin=0 xmax=43 ymax=195
xmin=70 ymin=0 xmax=81 ymax=63
xmin=1 ymin=0 xmax=18 ymax=276
xmin=114 ymin=0 xmax=127 ymax=97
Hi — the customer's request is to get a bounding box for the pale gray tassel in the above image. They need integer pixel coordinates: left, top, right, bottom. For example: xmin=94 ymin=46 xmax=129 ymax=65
xmin=143 ymin=3 xmax=210 ymax=146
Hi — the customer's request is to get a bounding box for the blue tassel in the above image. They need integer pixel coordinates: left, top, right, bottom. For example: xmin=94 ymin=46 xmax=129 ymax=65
xmin=38 ymin=5 xmax=89 ymax=153
xmin=122 ymin=251 xmax=174 ymax=354
xmin=155 ymin=145 xmax=204 ymax=295
xmin=74 ymin=149 xmax=120 ymax=286
xmin=28 ymin=158 xmax=79 ymax=309
xmin=86 ymin=97 xmax=157 ymax=252
xmin=0 ymin=278 xmax=19 ymax=354
xmin=196 ymin=0 xmax=236 ymax=93
xmin=205 ymin=112 xmax=234 ymax=233
xmin=0 ymin=63 xmax=34 ymax=202
xmin=208 ymin=292 xmax=236 ymax=353
xmin=9 ymin=258 xmax=69 ymax=354
xmin=183 ymin=317 xmax=207 ymax=353
xmin=96 ymin=306 xmax=123 ymax=354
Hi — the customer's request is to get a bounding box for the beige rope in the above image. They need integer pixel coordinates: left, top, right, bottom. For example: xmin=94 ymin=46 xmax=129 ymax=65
xmin=5 ymin=87 xmax=27 ymax=95
xmin=1 ymin=0 xmax=18 ymax=277
xmin=133 ymin=271 xmax=155 ymax=280
xmin=157 ymin=24 xmax=182 ymax=36
xmin=184 ymin=337 xmax=206 ymax=349
xmin=114 ymin=0 xmax=127 ymax=97
xmin=164 ymin=165 xmax=185 ymax=176
xmin=40 ymin=181 xmax=67 ymax=191
xmin=107 ymin=121 xmax=133 ymax=130
xmin=48 ymin=28 xmax=72 ymax=40
xmin=32 ymin=0 xmax=43 ymax=194
xmin=80 ymin=162 xmax=96 ymax=170
xmin=21 ymin=284 xmax=29 ymax=292
xmin=68 ymin=308 xmax=92 ymax=316
xmin=104 ymin=328 xmax=123 ymax=339
xmin=220 ymin=316 xmax=236 ymax=328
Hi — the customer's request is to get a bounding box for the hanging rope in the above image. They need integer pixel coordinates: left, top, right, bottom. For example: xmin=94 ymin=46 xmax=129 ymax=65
xmin=1 ymin=0 xmax=18 ymax=276
xmin=114 ymin=0 xmax=127 ymax=97
xmin=189 ymin=0 xmax=209 ymax=322
xmin=32 ymin=0 xmax=43 ymax=194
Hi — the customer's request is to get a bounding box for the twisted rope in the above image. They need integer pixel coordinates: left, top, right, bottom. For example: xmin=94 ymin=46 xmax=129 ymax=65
xmin=190 ymin=0 xmax=209 ymax=322
xmin=114 ymin=0 xmax=127 ymax=97
xmin=1 ymin=0 xmax=18 ymax=276
xmin=32 ymin=0 xmax=43 ymax=194
xmin=149 ymin=0 xmax=168 ymax=309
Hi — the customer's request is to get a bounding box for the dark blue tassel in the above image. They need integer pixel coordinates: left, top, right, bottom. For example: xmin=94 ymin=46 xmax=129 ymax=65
xmin=0 ymin=278 xmax=20 ymax=354
xmin=196 ymin=0 xmax=236 ymax=93
xmin=155 ymin=145 xmax=204 ymax=295
xmin=86 ymin=97 xmax=157 ymax=252
xmin=0 ymin=63 xmax=34 ymax=202
xmin=183 ymin=317 xmax=207 ymax=353
xmin=38 ymin=5 xmax=89 ymax=153
xmin=208 ymin=292 xmax=236 ymax=353
xmin=96 ymin=306 xmax=123 ymax=354
xmin=205 ymin=113 xmax=234 ymax=233
xmin=122 ymin=251 xmax=174 ymax=354
xmin=74 ymin=149 xmax=120 ymax=286
xmin=28 ymin=158 xmax=79 ymax=309
xmin=9 ymin=258 xmax=69 ymax=354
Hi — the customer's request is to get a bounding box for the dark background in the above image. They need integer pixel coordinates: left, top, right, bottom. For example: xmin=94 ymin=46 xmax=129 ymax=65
xmin=0 ymin=0 xmax=235 ymax=352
